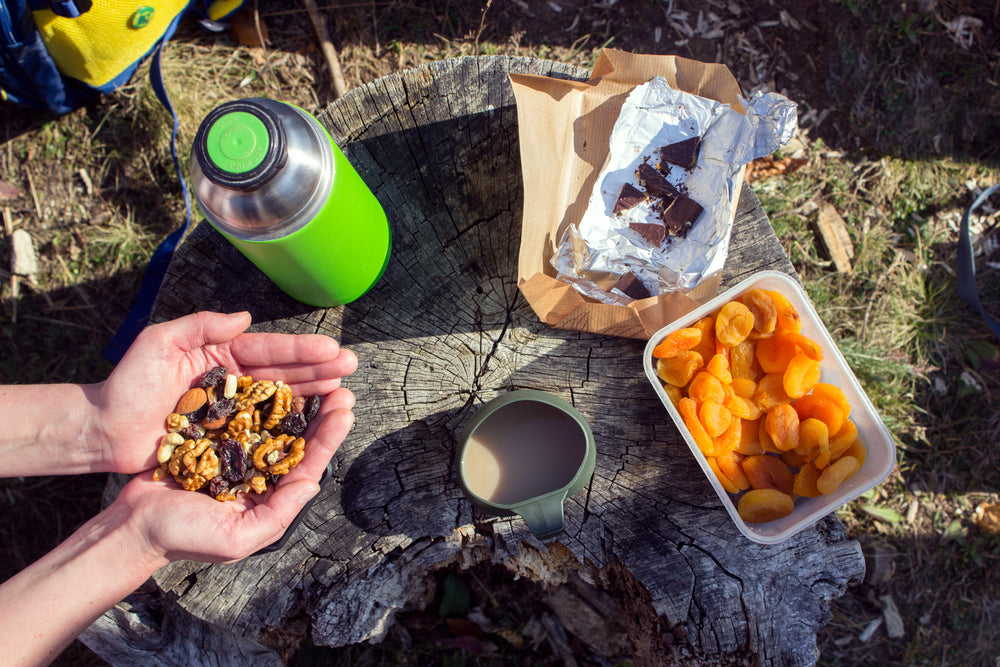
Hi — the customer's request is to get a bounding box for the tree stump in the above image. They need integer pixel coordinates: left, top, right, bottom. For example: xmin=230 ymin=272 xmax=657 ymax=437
xmin=81 ymin=56 xmax=864 ymax=666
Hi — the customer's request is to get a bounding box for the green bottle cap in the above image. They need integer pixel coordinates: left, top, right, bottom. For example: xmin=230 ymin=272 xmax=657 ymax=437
xmin=204 ymin=111 xmax=271 ymax=174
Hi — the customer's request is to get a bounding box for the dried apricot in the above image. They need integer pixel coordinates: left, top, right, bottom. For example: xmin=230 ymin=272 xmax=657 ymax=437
xmin=792 ymin=394 xmax=845 ymax=436
xmin=725 ymin=392 xmax=762 ymax=420
xmin=729 ymin=339 xmax=760 ymax=380
xmin=755 ymin=332 xmax=798 ymax=374
xmin=766 ymin=289 xmax=802 ymax=333
xmin=816 ymin=456 xmax=861 ymax=495
xmin=792 ymin=463 xmax=823 ymax=498
xmin=753 ymin=374 xmax=794 ymax=412
xmin=656 ymin=350 xmax=704 ymax=387
xmin=738 ymin=488 xmax=795 ymax=523
xmin=678 ymin=397 xmax=718 ymax=456
xmin=662 ymin=384 xmax=683 ymax=410
xmin=764 ymin=403 xmax=800 ymax=451
xmin=828 ymin=419 xmax=858 ymax=460
xmin=798 ymin=418 xmax=830 ymax=468
xmin=811 ymin=383 xmax=850 ymax=417
xmin=689 ymin=371 xmax=725 ymax=405
xmin=653 ymin=327 xmax=702 ymax=359
xmin=698 ymin=401 xmax=732 ymax=438
xmin=730 ymin=377 xmax=757 ymax=399
xmin=783 ymin=351 xmax=821 ymax=399
xmin=741 ymin=289 xmax=777 ymax=338
xmin=843 ymin=439 xmax=866 ymax=466
xmin=781 ymin=448 xmax=809 ymax=468
xmin=758 ymin=417 xmax=781 ymax=453
xmin=708 ymin=457 xmax=741 ymax=494
xmin=712 ymin=416 xmax=741 ymax=456
xmin=742 ymin=454 xmax=794 ymax=495
xmin=706 ymin=353 xmax=733 ymax=384
xmin=736 ymin=419 xmax=764 ymax=456
xmin=690 ymin=316 xmax=717 ymax=365
xmin=715 ymin=301 xmax=755 ymax=346
xmin=784 ymin=331 xmax=824 ymax=361
xmin=717 ymin=450 xmax=751 ymax=490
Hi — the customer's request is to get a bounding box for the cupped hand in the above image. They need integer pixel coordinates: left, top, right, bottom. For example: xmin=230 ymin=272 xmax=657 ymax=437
xmin=92 ymin=311 xmax=358 ymax=475
xmin=113 ymin=380 xmax=356 ymax=565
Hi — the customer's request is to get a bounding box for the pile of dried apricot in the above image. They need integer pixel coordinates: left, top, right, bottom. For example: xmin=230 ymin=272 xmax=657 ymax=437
xmin=653 ymin=287 xmax=866 ymax=524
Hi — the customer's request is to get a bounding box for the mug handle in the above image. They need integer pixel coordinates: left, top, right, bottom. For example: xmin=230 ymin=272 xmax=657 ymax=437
xmin=517 ymin=494 xmax=566 ymax=540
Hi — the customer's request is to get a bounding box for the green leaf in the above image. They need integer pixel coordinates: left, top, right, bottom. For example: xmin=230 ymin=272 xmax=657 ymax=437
xmin=862 ymin=504 xmax=904 ymax=524
xmin=438 ymin=572 xmax=470 ymax=619
xmin=941 ymin=519 xmax=967 ymax=542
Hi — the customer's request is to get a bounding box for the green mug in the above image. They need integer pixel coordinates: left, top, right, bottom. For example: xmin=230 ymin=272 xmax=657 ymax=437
xmin=457 ymin=390 xmax=596 ymax=540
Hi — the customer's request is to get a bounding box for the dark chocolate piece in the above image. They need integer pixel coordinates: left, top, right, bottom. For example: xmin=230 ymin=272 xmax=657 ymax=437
xmin=660 ymin=137 xmax=701 ymax=170
xmin=636 ymin=162 xmax=680 ymax=199
xmin=612 ymin=271 xmax=651 ymax=300
xmin=629 ymin=221 xmax=666 ymax=245
xmin=613 ymin=182 xmax=647 ymax=215
xmin=660 ymin=194 xmax=704 ymax=234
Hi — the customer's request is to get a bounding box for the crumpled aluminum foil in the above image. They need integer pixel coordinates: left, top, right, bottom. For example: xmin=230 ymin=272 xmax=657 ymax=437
xmin=552 ymin=77 xmax=797 ymax=305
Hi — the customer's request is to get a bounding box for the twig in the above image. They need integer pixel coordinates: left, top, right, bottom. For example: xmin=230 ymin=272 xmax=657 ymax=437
xmin=474 ymin=0 xmax=493 ymax=54
xmin=2 ymin=206 xmax=13 ymax=237
xmin=303 ymin=0 xmax=347 ymax=100
xmin=25 ymin=168 xmax=41 ymax=219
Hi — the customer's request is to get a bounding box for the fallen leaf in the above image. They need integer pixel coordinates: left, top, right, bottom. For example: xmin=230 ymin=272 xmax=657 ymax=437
xmin=746 ymin=155 xmax=807 ymax=182
xmin=974 ymin=503 xmax=1000 ymax=534
xmin=862 ymin=504 xmax=903 ymax=524
xmin=0 ymin=181 xmax=22 ymax=199
xmin=231 ymin=9 xmax=268 ymax=46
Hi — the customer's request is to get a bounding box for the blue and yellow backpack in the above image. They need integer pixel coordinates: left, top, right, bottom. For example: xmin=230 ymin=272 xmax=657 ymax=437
xmin=1 ymin=0 xmax=245 ymax=361
xmin=1 ymin=0 xmax=244 ymax=114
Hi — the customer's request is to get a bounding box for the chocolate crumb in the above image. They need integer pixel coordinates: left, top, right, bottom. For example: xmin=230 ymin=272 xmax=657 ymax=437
xmin=629 ymin=221 xmax=667 ymax=245
xmin=636 ymin=163 xmax=680 ymax=199
xmin=660 ymin=137 xmax=701 ymax=170
xmin=613 ymin=182 xmax=647 ymax=215
xmin=612 ymin=271 xmax=651 ymax=300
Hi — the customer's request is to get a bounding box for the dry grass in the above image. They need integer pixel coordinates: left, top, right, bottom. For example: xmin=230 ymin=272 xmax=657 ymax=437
xmin=1 ymin=1 xmax=999 ymax=665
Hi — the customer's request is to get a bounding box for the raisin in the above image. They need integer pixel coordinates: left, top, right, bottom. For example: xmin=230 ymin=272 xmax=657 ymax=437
xmin=209 ymin=476 xmax=230 ymax=497
xmin=200 ymin=366 xmax=228 ymax=390
xmin=205 ymin=397 xmax=235 ymax=423
xmin=282 ymin=410 xmax=309 ymax=436
xmin=180 ymin=424 xmax=203 ymax=441
xmin=185 ymin=403 xmax=209 ymax=424
xmin=268 ymin=473 xmax=281 ymax=485
xmin=305 ymin=395 xmax=321 ymax=421
xmin=218 ymin=439 xmax=248 ymax=483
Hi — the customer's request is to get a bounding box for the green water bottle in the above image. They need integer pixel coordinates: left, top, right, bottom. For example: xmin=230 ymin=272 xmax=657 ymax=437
xmin=190 ymin=98 xmax=391 ymax=307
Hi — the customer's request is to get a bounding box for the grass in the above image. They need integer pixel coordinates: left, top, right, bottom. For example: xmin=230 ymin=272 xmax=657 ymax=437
xmin=1 ymin=0 xmax=999 ymax=665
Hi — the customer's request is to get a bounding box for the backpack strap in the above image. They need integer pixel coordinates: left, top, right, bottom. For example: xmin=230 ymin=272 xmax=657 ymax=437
xmin=102 ymin=10 xmax=190 ymax=363
xmin=957 ymin=183 xmax=1000 ymax=340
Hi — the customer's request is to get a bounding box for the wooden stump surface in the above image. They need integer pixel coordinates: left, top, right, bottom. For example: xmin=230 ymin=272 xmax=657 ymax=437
xmin=81 ymin=56 xmax=864 ymax=667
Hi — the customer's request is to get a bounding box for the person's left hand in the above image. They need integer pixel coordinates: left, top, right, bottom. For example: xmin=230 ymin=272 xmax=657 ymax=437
xmin=108 ymin=376 xmax=355 ymax=565
xmin=89 ymin=310 xmax=358 ymax=476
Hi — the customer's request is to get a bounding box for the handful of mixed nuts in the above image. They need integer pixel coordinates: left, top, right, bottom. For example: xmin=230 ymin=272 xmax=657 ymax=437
xmin=153 ymin=366 xmax=320 ymax=501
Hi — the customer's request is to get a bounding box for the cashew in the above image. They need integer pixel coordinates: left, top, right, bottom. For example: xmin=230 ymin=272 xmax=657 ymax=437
xmin=224 ymin=374 xmax=238 ymax=399
xmin=157 ymin=432 xmax=185 ymax=464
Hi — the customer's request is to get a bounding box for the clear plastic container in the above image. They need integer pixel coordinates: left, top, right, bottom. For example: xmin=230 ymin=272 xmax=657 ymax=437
xmin=642 ymin=271 xmax=896 ymax=544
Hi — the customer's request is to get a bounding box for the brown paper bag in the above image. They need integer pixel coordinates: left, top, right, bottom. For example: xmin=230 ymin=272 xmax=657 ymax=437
xmin=511 ymin=49 xmax=747 ymax=340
